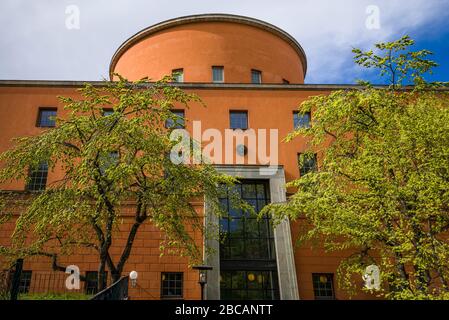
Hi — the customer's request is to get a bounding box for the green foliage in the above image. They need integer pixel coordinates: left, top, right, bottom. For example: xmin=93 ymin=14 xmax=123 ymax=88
xmin=18 ymin=292 xmax=91 ymax=300
xmin=352 ymin=35 xmax=440 ymax=88
xmin=264 ymin=37 xmax=449 ymax=299
xmin=0 ymin=75 xmax=236 ymax=286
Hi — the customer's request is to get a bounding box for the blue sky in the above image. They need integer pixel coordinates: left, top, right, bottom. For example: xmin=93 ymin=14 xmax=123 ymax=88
xmin=0 ymin=0 xmax=448 ymax=84
xmin=406 ymin=35 xmax=449 ymax=84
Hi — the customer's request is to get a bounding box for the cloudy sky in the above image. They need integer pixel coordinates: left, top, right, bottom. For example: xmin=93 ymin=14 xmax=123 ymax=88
xmin=1 ymin=0 xmax=448 ymax=84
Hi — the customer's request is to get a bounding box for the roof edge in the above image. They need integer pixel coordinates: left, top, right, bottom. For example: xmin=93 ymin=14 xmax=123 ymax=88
xmin=2 ymin=80 xmax=447 ymax=91
xmin=108 ymin=13 xmax=308 ymax=80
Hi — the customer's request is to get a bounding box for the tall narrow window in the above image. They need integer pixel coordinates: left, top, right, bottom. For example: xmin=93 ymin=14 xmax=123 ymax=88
xmin=230 ymin=111 xmax=248 ymax=130
xmin=293 ymin=111 xmax=311 ymax=129
xmin=219 ymin=181 xmax=280 ymax=300
xmin=172 ymin=69 xmax=184 ymax=83
xmin=251 ymin=69 xmax=262 ymax=84
xmin=212 ymin=66 xmax=224 ymax=83
xmin=37 ymin=108 xmax=57 ymax=127
xmin=165 ymin=110 xmax=185 ymax=129
xmin=312 ymin=273 xmax=335 ymax=300
xmin=18 ymin=271 xmax=32 ymax=294
xmin=161 ymin=272 xmax=183 ymax=299
xmin=298 ymin=153 xmax=317 ymax=177
xmin=26 ymin=162 xmax=48 ymax=191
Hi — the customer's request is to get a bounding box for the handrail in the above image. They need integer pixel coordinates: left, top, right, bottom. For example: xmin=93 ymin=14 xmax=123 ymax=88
xmin=90 ymin=276 xmax=129 ymax=300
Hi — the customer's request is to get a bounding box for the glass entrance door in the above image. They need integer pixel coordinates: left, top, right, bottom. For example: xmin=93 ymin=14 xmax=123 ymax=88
xmin=219 ymin=180 xmax=280 ymax=300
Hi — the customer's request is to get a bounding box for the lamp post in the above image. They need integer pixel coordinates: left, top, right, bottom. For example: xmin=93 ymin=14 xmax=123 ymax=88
xmin=129 ymin=270 xmax=138 ymax=288
xmin=192 ymin=265 xmax=213 ymax=300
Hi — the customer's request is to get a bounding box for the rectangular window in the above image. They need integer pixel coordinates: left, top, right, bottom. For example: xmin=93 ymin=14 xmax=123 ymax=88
xmin=251 ymin=69 xmax=262 ymax=84
xmin=85 ymin=271 xmax=108 ymax=295
xmin=26 ymin=162 xmax=48 ymax=191
xmin=85 ymin=271 xmax=98 ymax=295
xmin=230 ymin=111 xmax=248 ymax=130
xmin=165 ymin=110 xmax=185 ymax=129
xmin=220 ymin=270 xmax=279 ymax=300
xmin=312 ymin=273 xmax=335 ymax=300
xmin=102 ymin=108 xmax=114 ymax=116
xmin=172 ymin=69 xmax=184 ymax=83
xmin=18 ymin=270 xmax=32 ymax=294
xmin=212 ymin=66 xmax=224 ymax=83
xmin=219 ymin=181 xmax=275 ymax=261
xmin=298 ymin=153 xmax=318 ymax=177
xmin=293 ymin=111 xmax=311 ymax=129
xmin=37 ymin=108 xmax=57 ymax=127
xmin=161 ymin=272 xmax=183 ymax=299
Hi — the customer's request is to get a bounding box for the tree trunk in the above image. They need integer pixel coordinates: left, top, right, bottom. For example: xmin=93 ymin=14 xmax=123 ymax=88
xmin=98 ymin=250 xmax=108 ymax=291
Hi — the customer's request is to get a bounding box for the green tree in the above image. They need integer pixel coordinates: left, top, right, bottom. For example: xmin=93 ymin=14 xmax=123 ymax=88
xmin=0 ymin=76 xmax=234 ymax=291
xmin=263 ymin=36 xmax=449 ymax=299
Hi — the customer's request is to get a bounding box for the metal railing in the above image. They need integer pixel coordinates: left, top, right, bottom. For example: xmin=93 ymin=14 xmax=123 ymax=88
xmin=0 ymin=269 xmax=12 ymax=300
xmin=90 ymin=276 xmax=129 ymax=300
xmin=2 ymin=260 xmax=130 ymax=300
xmin=1 ymin=260 xmax=112 ymax=300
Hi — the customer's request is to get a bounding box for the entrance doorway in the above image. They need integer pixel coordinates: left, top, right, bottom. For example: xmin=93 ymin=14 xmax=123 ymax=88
xmin=218 ymin=180 xmax=280 ymax=300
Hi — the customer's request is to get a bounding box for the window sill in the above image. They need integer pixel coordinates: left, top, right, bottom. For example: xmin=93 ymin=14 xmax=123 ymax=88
xmin=230 ymin=128 xmax=249 ymax=131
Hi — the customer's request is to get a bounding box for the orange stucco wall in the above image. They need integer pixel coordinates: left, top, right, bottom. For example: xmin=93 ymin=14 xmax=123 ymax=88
xmin=0 ymin=196 xmax=204 ymax=300
xmin=0 ymin=85 xmax=377 ymax=300
xmin=112 ymin=22 xmax=305 ymax=84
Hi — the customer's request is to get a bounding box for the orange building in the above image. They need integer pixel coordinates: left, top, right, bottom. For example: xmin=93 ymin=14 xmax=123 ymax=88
xmin=0 ymin=14 xmax=376 ymax=300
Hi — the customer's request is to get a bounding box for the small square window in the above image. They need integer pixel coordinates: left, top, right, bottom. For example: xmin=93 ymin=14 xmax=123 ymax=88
xmin=37 ymin=108 xmax=57 ymax=127
xmin=165 ymin=110 xmax=185 ymax=129
xmin=212 ymin=66 xmax=224 ymax=83
xmin=293 ymin=111 xmax=311 ymax=129
xmin=251 ymin=70 xmax=262 ymax=84
xmin=85 ymin=271 xmax=108 ymax=295
xmin=161 ymin=272 xmax=183 ymax=299
xmin=18 ymin=270 xmax=32 ymax=294
xmin=298 ymin=153 xmax=317 ymax=177
xmin=26 ymin=162 xmax=48 ymax=191
xmin=230 ymin=111 xmax=248 ymax=130
xmin=312 ymin=273 xmax=335 ymax=300
xmin=172 ymin=69 xmax=184 ymax=83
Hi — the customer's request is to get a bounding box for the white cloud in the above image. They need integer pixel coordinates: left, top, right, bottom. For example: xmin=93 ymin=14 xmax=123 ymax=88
xmin=0 ymin=0 xmax=448 ymax=83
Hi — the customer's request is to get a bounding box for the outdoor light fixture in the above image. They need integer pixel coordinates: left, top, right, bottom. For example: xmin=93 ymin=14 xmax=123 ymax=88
xmin=129 ymin=270 xmax=138 ymax=288
xmin=192 ymin=265 xmax=213 ymax=300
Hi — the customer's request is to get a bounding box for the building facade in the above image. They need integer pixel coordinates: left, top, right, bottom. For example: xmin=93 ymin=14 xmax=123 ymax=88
xmin=0 ymin=14 xmax=376 ymax=300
